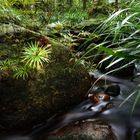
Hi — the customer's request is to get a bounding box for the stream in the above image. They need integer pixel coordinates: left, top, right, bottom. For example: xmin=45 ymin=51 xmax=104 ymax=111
xmin=0 ymin=72 xmax=140 ymax=140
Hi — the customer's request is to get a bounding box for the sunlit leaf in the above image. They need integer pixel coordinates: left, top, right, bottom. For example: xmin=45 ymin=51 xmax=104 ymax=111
xmin=21 ymin=41 xmax=51 ymax=70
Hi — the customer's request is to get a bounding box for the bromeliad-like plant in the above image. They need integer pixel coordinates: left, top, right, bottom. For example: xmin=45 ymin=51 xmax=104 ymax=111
xmin=22 ymin=41 xmax=51 ymax=70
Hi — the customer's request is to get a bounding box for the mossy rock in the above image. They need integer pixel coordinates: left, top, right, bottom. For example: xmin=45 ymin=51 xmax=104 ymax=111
xmin=0 ymin=46 xmax=91 ymax=132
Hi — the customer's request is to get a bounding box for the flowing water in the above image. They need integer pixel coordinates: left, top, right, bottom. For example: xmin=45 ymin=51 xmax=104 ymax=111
xmin=0 ymin=72 xmax=140 ymax=140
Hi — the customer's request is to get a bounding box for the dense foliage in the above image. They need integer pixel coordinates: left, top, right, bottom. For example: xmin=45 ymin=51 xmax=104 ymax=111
xmin=0 ymin=0 xmax=140 ymax=134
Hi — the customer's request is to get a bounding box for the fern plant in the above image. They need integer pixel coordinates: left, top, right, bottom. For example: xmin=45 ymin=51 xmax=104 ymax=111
xmin=0 ymin=0 xmax=43 ymax=29
xmin=15 ymin=0 xmax=40 ymax=6
xmin=0 ymin=59 xmax=18 ymax=78
xmin=0 ymin=0 xmax=39 ymax=8
xmin=13 ymin=65 xmax=31 ymax=80
xmin=0 ymin=59 xmax=18 ymax=71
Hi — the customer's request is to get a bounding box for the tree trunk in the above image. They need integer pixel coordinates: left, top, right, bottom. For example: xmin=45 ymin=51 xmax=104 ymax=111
xmin=67 ymin=0 xmax=73 ymax=6
xmin=93 ymin=0 xmax=101 ymax=6
xmin=115 ymin=0 xmax=119 ymax=11
xmin=83 ymin=0 xmax=87 ymax=10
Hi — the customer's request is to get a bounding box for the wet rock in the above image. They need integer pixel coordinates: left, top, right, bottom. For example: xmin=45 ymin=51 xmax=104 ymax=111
xmin=98 ymin=58 xmax=135 ymax=78
xmin=0 ymin=121 xmax=115 ymax=140
xmin=44 ymin=120 xmax=114 ymax=140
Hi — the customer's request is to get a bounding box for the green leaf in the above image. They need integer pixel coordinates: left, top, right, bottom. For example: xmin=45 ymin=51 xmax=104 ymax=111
xmin=132 ymin=89 xmax=140 ymax=113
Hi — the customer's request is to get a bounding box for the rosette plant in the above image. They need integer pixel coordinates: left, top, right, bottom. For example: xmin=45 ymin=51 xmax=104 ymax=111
xmin=22 ymin=41 xmax=51 ymax=70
